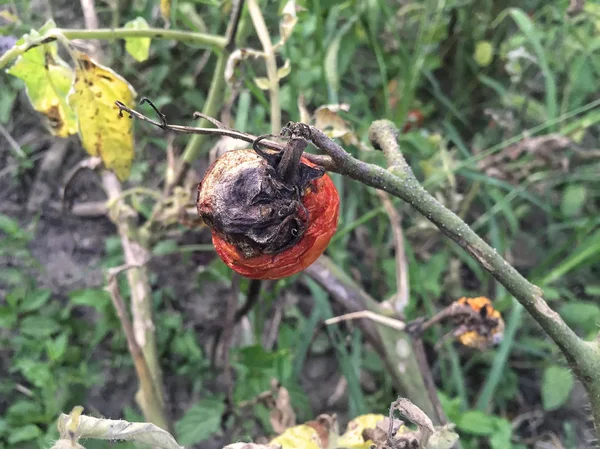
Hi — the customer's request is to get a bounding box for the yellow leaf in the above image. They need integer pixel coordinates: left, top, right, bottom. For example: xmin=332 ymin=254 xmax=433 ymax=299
xmin=337 ymin=414 xmax=385 ymax=449
xmin=270 ymin=424 xmax=323 ymax=449
xmin=277 ymin=59 xmax=291 ymax=80
xmin=0 ymin=9 xmax=20 ymax=24
xmin=428 ymin=424 xmax=459 ymax=449
xmin=6 ymin=31 xmax=77 ymax=137
xmin=124 ymin=17 xmax=151 ymax=62
xmin=254 ymin=77 xmax=271 ymax=90
xmin=67 ymin=51 xmax=137 ymax=181
xmin=160 ymin=0 xmax=172 ymax=23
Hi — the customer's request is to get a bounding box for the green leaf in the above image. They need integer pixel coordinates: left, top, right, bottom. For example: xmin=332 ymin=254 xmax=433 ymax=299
xmin=6 ymin=400 xmax=43 ymax=424
xmin=20 ymin=315 xmax=61 ymax=337
xmin=175 ymin=397 xmax=225 ymax=446
xmin=20 ymin=288 xmax=52 ymax=312
xmin=5 ymin=30 xmax=77 ymax=137
xmin=0 ymin=305 xmax=17 ymax=329
xmin=474 ymin=40 xmax=493 ymax=67
xmin=0 ymin=213 xmax=30 ymax=240
xmin=124 ymin=17 xmax=151 ymax=62
xmin=561 ymin=184 xmax=587 ymax=217
xmin=7 ymin=424 xmax=42 ymax=444
xmin=542 ymin=365 xmax=574 ymax=411
xmin=507 ymin=8 xmax=557 ymax=124
xmin=489 ymin=418 xmax=512 ymax=449
xmin=15 ymin=359 xmax=53 ymax=389
xmin=585 ymin=285 xmax=600 ymax=297
xmin=235 ymin=345 xmax=289 ymax=371
xmin=456 ymin=410 xmax=496 ymax=435
xmin=0 ymin=268 xmax=28 ymax=286
xmin=46 ymin=333 xmax=68 ymax=361
xmin=559 ymin=301 xmax=600 ymax=334
xmin=69 ymin=288 xmax=110 ymax=309
xmin=324 ymin=15 xmax=358 ymax=102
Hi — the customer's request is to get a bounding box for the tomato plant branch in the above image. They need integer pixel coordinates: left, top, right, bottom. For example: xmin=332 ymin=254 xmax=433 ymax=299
xmin=247 ymin=0 xmax=281 ymax=134
xmin=105 ymin=268 xmax=170 ymax=432
xmin=59 ymin=27 xmax=227 ymax=49
xmin=0 ymin=28 xmax=226 ymax=70
xmin=304 ymin=256 xmax=439 ymax=422
xmin=102 ymin=171 xmax=170 ymax=430
xmin=362 ymin=120 xmax=600 ymax=435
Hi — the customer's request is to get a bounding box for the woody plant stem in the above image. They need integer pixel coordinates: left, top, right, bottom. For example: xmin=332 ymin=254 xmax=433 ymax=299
xmin=363 ymin=121 xmax=600 ymax=436
xmin=0 ymin=28 xmax=226 ymax=71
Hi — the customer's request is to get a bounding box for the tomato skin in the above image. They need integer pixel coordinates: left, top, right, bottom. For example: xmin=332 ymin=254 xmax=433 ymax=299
xmin=200 ymin=152 xmax=340 ymax=280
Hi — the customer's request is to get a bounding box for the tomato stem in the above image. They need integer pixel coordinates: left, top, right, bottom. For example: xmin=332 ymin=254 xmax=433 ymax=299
xmin=276 ymin=137 xmax=308 ymax=185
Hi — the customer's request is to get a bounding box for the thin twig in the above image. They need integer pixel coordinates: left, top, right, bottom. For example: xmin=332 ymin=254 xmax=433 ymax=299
xmin=79 ymin=0 xmax=103 ymax=60
xmin=235 ymin=279 xmax=262 ymax=322
xmin=101 ymin=170 xmax=170 ymax=431
xmin=325 ymin=310 xmax=406 ymax=331
xmin=247 ymin=0 xmax=281 ymax=133
xmin=70 ymin=201 xmax=107 ymax=217
xmin=27 ymin=138 xmax=70 ymax=212
xmin=115 ymin=101 xmax=337 ymax=171
xmin=105 ymin=266 xmax=170 ymax=431
xmin=222 ymin=274 xmax=240 ymax=414
xmin=0 ymin=28 xmax=227 ymax=70
xmin=0 ymin=123 xmax=26 ymax=158
xmin=225 ymin=0 xmax=245 ymax=50
xmin=377 ymin=191 xmax=409 ymax=313
xmin=304 ymin=256 xmax=438 ymax=421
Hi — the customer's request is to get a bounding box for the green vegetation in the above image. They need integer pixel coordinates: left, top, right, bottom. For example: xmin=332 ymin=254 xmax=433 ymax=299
xmin=1 ymin=0 xmax=599 ymax=448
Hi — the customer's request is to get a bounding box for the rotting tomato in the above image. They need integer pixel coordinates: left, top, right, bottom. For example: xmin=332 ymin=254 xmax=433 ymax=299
xmin=196 ymin=137 xmax=340 ymax=280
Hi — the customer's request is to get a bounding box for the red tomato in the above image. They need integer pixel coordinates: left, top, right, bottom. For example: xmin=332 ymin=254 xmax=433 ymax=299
xmin=197 ymin=149 xmax=339 ymax=280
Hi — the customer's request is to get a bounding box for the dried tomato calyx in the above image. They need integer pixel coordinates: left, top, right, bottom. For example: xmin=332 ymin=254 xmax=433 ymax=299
xmin=197 ymin=137 xmax=325 ymax=259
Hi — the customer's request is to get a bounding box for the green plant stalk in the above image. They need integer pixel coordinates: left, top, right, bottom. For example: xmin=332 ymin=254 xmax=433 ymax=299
xmin=179 ymin=52 xmax=229 ymax=166
xmin=0 ymin=28 xmax=226 ymax=70
xmin=247 ymin=0 xmax=281 ymax=134
xmin=59 ymin=28 xmax=227 ymax=48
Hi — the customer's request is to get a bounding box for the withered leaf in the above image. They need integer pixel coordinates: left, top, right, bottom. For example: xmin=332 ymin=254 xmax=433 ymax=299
xmin=67 ymin=51 xmax=137 ymax=181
